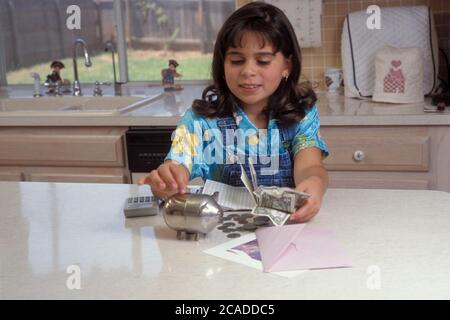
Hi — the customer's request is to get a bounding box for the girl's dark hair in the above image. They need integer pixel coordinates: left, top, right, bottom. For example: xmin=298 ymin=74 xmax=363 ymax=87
xmin=192 ymin=1 xmax=316 ymax=126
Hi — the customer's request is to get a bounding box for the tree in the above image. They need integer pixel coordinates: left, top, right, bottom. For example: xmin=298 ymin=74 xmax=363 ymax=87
xmin=137 ymin=0 xmax=179 ymax=55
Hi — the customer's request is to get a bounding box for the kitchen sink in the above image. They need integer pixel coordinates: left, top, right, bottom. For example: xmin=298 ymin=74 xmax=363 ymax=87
xmin=0 ymin=94 xmax=165 ymax=116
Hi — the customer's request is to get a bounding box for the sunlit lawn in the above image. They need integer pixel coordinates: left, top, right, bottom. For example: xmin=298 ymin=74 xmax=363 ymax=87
xmin=7 ymin=49 xmax=213 ymax=84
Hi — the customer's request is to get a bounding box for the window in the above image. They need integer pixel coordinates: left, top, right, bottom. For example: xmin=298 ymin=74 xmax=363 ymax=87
xmin=1 ymin=0 xmax=114 ymax=85
xmin=0 ymin=0 xmax=235 ymax=85
xmin=124 ymin=0 xmax=234 ymax=81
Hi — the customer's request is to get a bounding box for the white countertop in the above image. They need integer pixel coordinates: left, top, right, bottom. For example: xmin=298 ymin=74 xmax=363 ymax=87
xmin=1 ymin=181 xmax=450 ymax=299
xmin=1 ymin=84 xmax=450 ymax=126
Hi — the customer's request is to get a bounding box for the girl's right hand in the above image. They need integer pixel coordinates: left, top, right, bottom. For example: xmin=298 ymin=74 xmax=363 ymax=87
xmin=137 ymin=160 xmax=189 ymax=199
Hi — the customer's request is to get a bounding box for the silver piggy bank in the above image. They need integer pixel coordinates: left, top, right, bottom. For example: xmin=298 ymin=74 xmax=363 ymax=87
xmin=163 ymin=193 xmax=223 ymax=240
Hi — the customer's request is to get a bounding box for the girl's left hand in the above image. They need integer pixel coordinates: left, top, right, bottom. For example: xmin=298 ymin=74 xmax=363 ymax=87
xmin=290 ymin=176 xmax=324 ymax=223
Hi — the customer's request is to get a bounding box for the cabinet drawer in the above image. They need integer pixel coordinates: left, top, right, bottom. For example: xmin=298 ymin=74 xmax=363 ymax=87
xmin=321 ymin=127 xmax=430 ymax=171
xmin=0 ymin=127 xmax=127 ymax=167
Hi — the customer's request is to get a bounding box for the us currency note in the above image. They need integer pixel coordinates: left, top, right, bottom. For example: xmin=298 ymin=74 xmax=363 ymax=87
xmin=251 ymin=206 xmax=290 ymax=226
xmin=240 ymin=164 xmax=257 ymax=204
xmin=248 ymin=157 xmax=258 ymax=191
xmin=253 ymin=186 xmax=310 ymax=213
xmin=238 ymin=161 xmax=311 ymax=226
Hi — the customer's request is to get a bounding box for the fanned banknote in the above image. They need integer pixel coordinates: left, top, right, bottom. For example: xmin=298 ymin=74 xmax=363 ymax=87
xmin=253 ymin=186 xmax=310 ymax=213
xmin=251 ymin=206 xmax=290 ymax=226
xmin=240 ymin=162 xmax=310 ymax=226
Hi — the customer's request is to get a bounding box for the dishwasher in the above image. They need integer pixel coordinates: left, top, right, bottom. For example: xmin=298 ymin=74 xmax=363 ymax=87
xmin=125 ymin=126 xmax=175 ymax=183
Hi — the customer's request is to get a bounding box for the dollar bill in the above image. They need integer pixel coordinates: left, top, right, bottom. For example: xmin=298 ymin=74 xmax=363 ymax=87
xmin=238 ymin=160 xmax=311 ymax=227
xmin=240 ymin=164 xmax=257 ymax=204
xmin=253 ymin=186 xmax=310 ymax=213
xmin=248 ymin=157 xmax=258 ymax=191
xmin=251 ymin=206 xmax=290 ymax=226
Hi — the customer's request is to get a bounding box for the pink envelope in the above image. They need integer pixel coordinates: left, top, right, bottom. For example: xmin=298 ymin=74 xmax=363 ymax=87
xmin=255 ymin=223 xmax=352 ymax=272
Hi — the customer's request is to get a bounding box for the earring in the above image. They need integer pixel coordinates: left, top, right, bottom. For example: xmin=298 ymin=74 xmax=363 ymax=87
xmin=283 ymin=74 xmax=289 ymax=81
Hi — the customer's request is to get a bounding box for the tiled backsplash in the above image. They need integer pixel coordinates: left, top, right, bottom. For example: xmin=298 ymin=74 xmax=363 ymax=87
xmin=237 ymin=0 xmax=450 ymax=91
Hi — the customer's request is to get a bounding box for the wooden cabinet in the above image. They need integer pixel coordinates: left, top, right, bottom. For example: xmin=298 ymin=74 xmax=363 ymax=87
xmin=320 ymin=126 xmax=450 ymax=191
xmin=1 ymin=124 xmax=449 ymax=191
xmin=0 ymin=127 xmax=130 ymax=184
xmin=322 ymin=127 xmax=430 ymax=171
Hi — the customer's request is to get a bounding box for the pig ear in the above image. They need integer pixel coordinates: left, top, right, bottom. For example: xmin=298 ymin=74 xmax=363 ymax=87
xmin=212 ymin=191 xmax=220 ymax=202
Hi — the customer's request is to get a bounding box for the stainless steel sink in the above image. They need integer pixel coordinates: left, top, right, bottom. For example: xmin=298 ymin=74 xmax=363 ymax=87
xmin=0 ymin=94 xmax=165 ymax=116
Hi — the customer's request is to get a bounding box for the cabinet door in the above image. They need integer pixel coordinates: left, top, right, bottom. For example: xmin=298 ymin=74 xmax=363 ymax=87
xmin=319 ymin=126 xmax=433 ymax=190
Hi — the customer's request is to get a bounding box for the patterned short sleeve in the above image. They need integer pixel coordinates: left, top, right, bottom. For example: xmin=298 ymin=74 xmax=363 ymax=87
xmin=291 ymin=105 xmax=329 ymax=159
xmin=164 ymin=109 xmax=206 ymax=180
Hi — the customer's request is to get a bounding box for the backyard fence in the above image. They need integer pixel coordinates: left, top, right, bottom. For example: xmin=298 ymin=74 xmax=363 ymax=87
xmin=0 ymin=0 xmax=234 ymax=73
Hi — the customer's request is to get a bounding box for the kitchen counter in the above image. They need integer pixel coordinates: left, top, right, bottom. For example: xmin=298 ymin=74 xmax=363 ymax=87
xmin=1 ymin=84 xmax=450 ymax=126
xmin=1 ymin=181 xmax=450 ymax=299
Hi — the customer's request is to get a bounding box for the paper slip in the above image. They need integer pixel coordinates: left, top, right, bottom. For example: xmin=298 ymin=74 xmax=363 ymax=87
xmin=256 ymin=224 xmax=352 ymax=272
xmin=204 ymin=233 xmax=306 ymax=278
xmin=202 ymin=179 xmax=255 ymax=210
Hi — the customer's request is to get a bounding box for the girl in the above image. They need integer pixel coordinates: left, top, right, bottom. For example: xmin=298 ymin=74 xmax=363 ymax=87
xmin=139 ymin=1 xmax=329 ymax=222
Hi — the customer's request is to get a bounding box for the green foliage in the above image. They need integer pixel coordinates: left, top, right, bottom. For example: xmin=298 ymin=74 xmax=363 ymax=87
xmin=137 ymin=0 xmax=179 ymax=53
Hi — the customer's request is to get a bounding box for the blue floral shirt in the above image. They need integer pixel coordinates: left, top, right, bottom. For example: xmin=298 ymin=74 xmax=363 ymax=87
xmin=165 ymin=105 xmax=329 ymax=182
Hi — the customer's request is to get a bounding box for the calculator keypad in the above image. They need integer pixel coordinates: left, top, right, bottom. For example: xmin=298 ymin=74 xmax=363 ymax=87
xmin=124 ymin=196 xmax=159 ymax=217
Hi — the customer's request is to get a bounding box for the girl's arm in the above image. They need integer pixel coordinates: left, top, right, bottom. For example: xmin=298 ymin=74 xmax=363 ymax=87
xmin=290 ymin=147 xmax=328 ymax=222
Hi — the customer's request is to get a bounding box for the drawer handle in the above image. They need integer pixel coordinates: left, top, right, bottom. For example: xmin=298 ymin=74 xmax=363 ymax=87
xmin=353 ymin=150 xmax=365 ymax=162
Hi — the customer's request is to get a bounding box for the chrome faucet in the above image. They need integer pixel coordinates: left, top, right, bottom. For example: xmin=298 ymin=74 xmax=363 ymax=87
xmin=93 ymin=81 xmax=111 ymax=96
xmin=30 ymin=72 xmax=43 ymax=97
xmin=104 ymin=41 xmax=122 ymax=96
xmin=72 ymin=38 xmax=92 ymax=96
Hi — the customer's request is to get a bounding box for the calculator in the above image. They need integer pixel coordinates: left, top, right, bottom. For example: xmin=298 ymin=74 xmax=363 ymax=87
xmin=123 ymin=195 xmax=159 ymax=218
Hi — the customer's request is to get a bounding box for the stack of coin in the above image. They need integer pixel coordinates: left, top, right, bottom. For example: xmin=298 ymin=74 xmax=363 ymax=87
xmin=216 ymin=212 xmax=273 ymax=238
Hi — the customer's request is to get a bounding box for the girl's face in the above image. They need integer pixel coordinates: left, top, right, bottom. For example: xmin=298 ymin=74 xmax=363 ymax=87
xmin=224 ymin=31 xmax=291 ymax=112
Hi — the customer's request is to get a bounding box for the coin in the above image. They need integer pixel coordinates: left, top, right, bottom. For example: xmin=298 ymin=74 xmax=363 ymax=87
xmin=221 ymin=228 xmax=235 ymax=233
xmin=227 ymin=233 xmax=241 ymax=238
xmin=243 ymin=223 xmax=257 ymax=231
xmin=222 ymin=216 xmax=233 ymax=221
xmin=227 ymin=214 xmax=240 ymax=219
xmin=240 ymin=213 xmax=254 ymax=219
xmin=221 ymin=222 xmax=235 ymax=227
xmin=236 ymin=219 xmax=249 ymax=225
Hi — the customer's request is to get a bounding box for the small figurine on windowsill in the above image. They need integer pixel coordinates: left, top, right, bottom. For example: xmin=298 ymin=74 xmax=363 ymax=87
xmin=46 ymin=60 xmax=65 ymax=83
xmin=161 ymin=59 xmax=183 ymax=91
xmin=45 ymin=61 xmax=70 ymax=94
